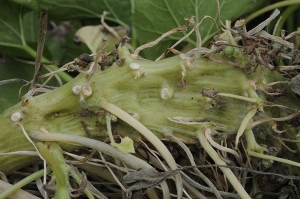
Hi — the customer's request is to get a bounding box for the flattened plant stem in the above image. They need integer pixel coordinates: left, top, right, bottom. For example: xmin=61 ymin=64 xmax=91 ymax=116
xmin=196 ymin=130 xmax=251 ymax=199
xmin=99 ymin=99 xmax=183 ymax=199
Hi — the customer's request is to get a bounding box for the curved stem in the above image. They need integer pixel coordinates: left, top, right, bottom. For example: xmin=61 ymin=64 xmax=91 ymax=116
xmin=32 ymin=131 xmax=168 ymax=199
xmin=235 ymin=108 xmax=257 ymax=148
xmin=36 ymin=142 xmax=71 ymax=199
xmin=217 ymin=93 xmax=259 ymax=103
xmin=246 ymin=0 xmax=300 ymax=23
xmin=99 ymin=99 xmax=182 ymax=199
xmin=69 ymin=169 xmax=95 ymax=199
xmin=273 ymin=5 xmax=300 ymax=36
xmin=247 ymin=150 xmax=300 ymax=167
xmin=196 ymin=129 xmax=251 ymax=199
xmin=32 ymin=132 xmax=151 ymax=170
xmin=164 ymin=132 xmax=221 ymax=199
xmin=0 ymin=169 xmax=46 ymax=199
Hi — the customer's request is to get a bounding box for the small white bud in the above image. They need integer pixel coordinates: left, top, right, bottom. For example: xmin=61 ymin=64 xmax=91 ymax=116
xmin=11 ymin=112 xmax=22 ymax=122
xmin=72 ymin=85 xmax=82 ymax=95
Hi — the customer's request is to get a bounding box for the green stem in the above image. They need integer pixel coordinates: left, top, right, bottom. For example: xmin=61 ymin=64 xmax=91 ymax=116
xmin=69 ymin=169 xmax=95 ymax=199
xmin=36 ymin=142 xmax=71 ymax=199
xmin=196 ymin=130 xmax=251 ymax=199
xmin=217 ymin=92 xmax=259 ymax=103
xmin=225 ymin=20 xmax=236 ymax=46
xmin=244 ymin=129 xmax=266 ymax=153
xmin=32 ymin=131 xmax=152 ymax=170
xmin=22 ymin=45 xmax=73 ymax=82
xmin=247 ymin=150 xmax=300 ymax=167
xmin=105 ymin=114 xmax=115 ymax=144
xmin=273 ymin=5 xmax=300 ymax=36
xmin=235 ymin=109 xmax=257 ymax=148
xmin=246 ymin=0 xmax=300 ymax=23
xmin=0 ymin=169 xmax=46 ymax=199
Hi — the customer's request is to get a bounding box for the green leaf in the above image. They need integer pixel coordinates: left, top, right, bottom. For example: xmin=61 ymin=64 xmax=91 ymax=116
xmin=132 ymin=0 xmax=267 ymax=59
xmin=111 ymin=136 xmax=135 ymax=154
xmin=0 ymin=1 xmax=40 ymax=58
xmin=0 ymin=58 xmax=34 ymax=113
xmin=0 ymin=1 xmax=26 ymax=49
xmin=75 ymin=25 xmax=127 ymax=54
xmin=36 ymin=0 xmax=131 ymax=26
xmin=10 ymin=0 xmax=39 ymax=10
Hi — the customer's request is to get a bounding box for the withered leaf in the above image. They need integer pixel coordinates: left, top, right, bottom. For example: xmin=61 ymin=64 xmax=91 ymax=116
xmin=289 ymin=74 xmax=300 ymax=95
xmin=201 ymin=88 xmax=219 ymax=98
xmin=123 ymin=168 xmax=179 ymax=198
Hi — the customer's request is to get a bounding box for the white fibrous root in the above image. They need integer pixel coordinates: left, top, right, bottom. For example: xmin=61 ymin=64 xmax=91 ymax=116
xmin=185 ymin=57 xmax=194 ymax=69
xmin=72 ymin=85 xmax=82 ymax=95
xmin=129 ymin=62 xmax=143 ymax=79
xmin=10 ymin=112 xmax=23 ymax=122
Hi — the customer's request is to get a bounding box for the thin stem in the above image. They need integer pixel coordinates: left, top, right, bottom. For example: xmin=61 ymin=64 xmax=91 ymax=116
xmin=99 ymin=99 xmax=183 ymax=199
xmin=0 ymin=169 xmax=46 ymax=199
xmin=36 ymin=142 xmax=71 ymax=199
xmin=244 ymin=129 xmax=266 ymax=154
xmin=247 ymin=150 xmax=300 ymax=167
xmin=105 ymin=115 xmax=115 ymax=144
xmin=217 ymin=92 xmax=259 ymax=103
xmin=69 ymin=169 xmax=95 ymax=199
xmin=225 ymin=20 xmax=237 ymax=45
xmin=252 ymin=112 xmax=300 ymax=127
xmin=235 ymin=109 xmax=257 ymax=148
xmin=246 ymin=0 xmax=300 ymax=23
xmin=273 ymin=5 xmax=300 ymax=36
xmin=164 ymin=132 xmax=221 ymax=199
xmin=133 ymin=26 xmax=186 ymax=57
xmin=22 ymin=45 xmax=73 ymax=82
xmin=31 ymin=131 xmax=152 ymax=170
xmin=196 ymin=130 xmax=251 ymax=199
